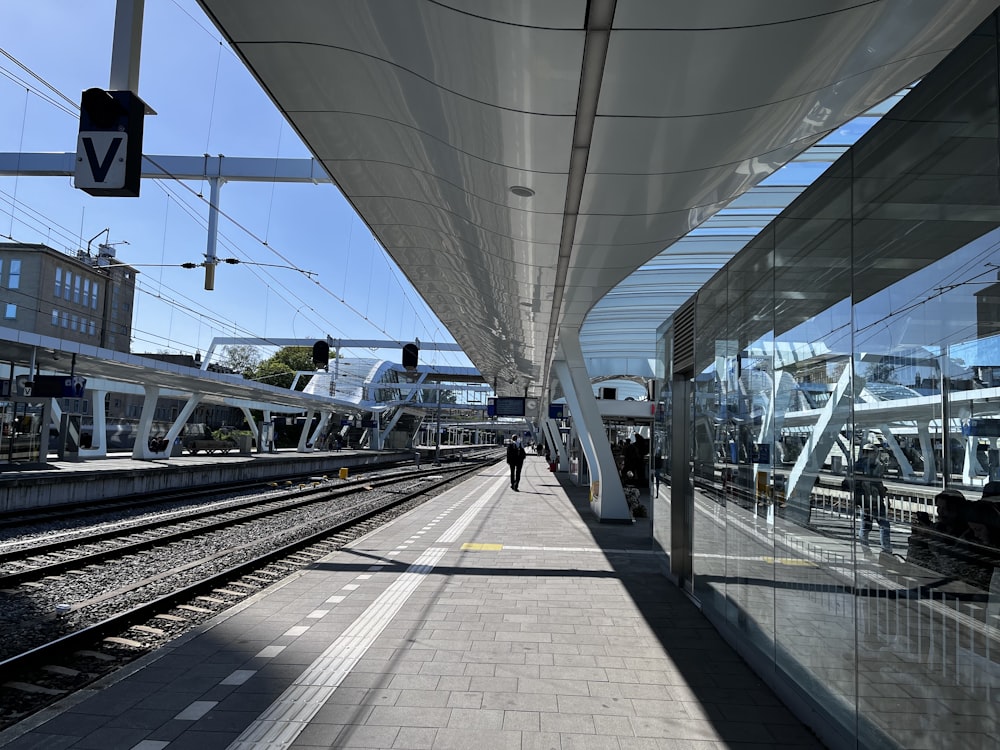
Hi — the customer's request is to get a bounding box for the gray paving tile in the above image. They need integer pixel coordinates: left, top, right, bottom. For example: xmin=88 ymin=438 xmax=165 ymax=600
xmin=540 ymin=712 xmax=597 ymax=734
xmin=0 ymin=733 xmax=77 ymax=750
xmin=561 ymin=733 xmax=624 ymax=749
xmin=367 ymin=705 xmax=451 ymax=728
xmin=521 ymin=730 xmax=562 ymax=750
xmin=395 ymin=689 xmax=451 ymax=708
xmin=445 ymin=691 xmax=483 ymax=709
xmin=62 ymin=726 xmax=154 ymax=749
xmin=431 ymin=727 xmax=522 ymax=749
xmin=4 ymin=463 xmax=829 ymax=750
xmin=331 ymin=724 xmax=402 ymax=748
xmin=158 ymin=729 xmax=239 ymax=750
xmin=392 ymin=726 xmax=438 ymax=749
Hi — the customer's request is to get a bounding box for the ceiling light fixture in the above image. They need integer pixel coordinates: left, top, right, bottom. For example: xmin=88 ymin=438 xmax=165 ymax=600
xmin=510 ymin=185 xmax=535 ymax=198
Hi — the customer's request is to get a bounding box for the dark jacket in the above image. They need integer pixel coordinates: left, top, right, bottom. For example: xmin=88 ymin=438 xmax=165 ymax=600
xmin=506 ymin=441 xmax=526 ymax=465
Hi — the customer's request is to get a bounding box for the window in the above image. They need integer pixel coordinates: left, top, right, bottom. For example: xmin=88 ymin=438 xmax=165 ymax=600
xmin=73 ymin=275 xmax=81 ymax=304
xmin=54 ymin=267 xmax=62 ymax=298
xmin=83 ymin=278 xmax=90 ymax=305
xmin=88 ymin=320 xmax=96 ymax=336
xmin=60 ymin=311 xmax=67 ymax=328
xmin=64 ymin=270 xmax=72 ymax=299
xmin=8 ymin=259 xmax=20 ymax=289
xmin=51 ymin=309 xmax=58 ymax=326
xmin=70 ymin=314 xmax=78 ymax=331
xmin=91 ymin=281 xmax=98 ymax=309
xmin=4 ymin=303 xmax=15 ymax=319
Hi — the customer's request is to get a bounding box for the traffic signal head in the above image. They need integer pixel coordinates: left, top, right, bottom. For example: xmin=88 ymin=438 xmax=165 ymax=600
xmin=75 ymin=88 xmax=146 ymax=197
xmin=80 ymin=88 xmax=128 ymax=130
xmin=312 ymin=340 xmax=330 ymax=369
xmin=402 ymin=342 xmax=419 ymax=371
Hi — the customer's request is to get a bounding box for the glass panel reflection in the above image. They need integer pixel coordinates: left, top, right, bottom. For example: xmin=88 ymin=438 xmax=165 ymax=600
xmin=692 ymin=272 xmax=729 ymax=615
xmin=662 ymin=16 xmax=1000 ymax=749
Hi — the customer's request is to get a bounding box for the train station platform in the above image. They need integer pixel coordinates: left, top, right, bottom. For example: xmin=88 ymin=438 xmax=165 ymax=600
xmin=0 ymin=449 xmax=416 ymax=513
xmin=0 ymin=457 xmax=822 ymax=750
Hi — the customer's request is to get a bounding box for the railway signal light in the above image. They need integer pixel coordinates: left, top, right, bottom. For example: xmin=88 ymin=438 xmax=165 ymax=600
xmin=74 ymin=88 xmax=146 ymax=197
xmin=402 ymin=342 xmax=419 ymax=371
xmin=312 ymin=340 xmax=330 ymax=369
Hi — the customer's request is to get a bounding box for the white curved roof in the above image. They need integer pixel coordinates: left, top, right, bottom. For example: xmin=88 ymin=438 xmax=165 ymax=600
xmin=197 ymin=0 xmax=998 ymax=396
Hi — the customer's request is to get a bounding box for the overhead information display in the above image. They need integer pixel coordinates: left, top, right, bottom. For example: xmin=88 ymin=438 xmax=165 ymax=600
xmin=492 ymin=397 xmax=525 ymax=417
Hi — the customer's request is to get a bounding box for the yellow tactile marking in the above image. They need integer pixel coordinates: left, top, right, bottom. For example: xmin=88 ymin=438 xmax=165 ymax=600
xmin=461 ymin=543 xmax=503 ymax=551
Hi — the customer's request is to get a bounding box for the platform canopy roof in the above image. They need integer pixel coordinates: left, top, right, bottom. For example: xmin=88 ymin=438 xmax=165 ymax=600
xmin=196 ymin=0 xmax=999 ymax=399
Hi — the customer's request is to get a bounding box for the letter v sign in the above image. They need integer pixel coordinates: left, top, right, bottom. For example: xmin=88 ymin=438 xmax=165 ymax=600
xmin=74 ymin=131 xmax=128 ymax=190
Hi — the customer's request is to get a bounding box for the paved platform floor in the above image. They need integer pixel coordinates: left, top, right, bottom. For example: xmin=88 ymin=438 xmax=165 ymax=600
xmin=0 ymin=458 xmax=823 ymax=749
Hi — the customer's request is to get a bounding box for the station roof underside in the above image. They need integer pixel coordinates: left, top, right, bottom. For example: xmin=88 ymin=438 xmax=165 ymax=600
xmin=0 ymin=327 xmax=343 ymax=413
xmin=195 ymin=0 xmax=1000 ymax=398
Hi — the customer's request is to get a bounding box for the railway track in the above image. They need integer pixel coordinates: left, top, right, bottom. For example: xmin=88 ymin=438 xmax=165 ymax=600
xmin=0 ymin=465 xmax=478 ymax=585
xmin=0 ymin=454 xmax=500 ymax=730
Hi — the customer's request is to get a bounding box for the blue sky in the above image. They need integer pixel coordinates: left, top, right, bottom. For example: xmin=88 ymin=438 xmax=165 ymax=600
xmin=0 ymin=1 xmax=466 ymax=368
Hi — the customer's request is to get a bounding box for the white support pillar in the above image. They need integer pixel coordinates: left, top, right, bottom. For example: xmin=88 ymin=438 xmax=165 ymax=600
xmin=309 ymin=411 xmax=331 ymax=449
xmin=541 ymin=418 xmax=561 ymax=465
xmin=110 ymin=0 xmax=144 ymax=92
xmin=49 ymin=399 xmax=62 ymax=433
xmin=152 ymin=393 xmax=203 ymax=458
xmin=240 ymin=406 xmax=260 ymax=447
xmin=554 ymin=328 xmax=630 ymax=521
xmin=204 ymin=175 xmax=224 ymax=290
xmin=381 ymin=407 xmax=407 ymax=446
xmin=79 ymin=389 xmax=109 ymax=458
xmin=132 ymin=385 xmax=161 ymax=460
xmin=955 ymin=405 xmax=977 ymax=484
xmin=917 ymin=421 xmax=936 ymax=484
xmin=298 ymin=412 xmax=315 ymax=452
xmin=784 ymin=366 xmax=857 ymax=523
xmin=879 ymin=423 xmax=914 ymax=479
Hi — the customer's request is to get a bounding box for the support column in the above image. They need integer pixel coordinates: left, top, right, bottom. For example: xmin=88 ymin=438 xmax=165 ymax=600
xmin=240 ymin=406 xmax=260 ymax=448
xmin=878 ymin=423 xmax=914 ymax=480
xmin=155 ymin=394 xmax=202 ymax=458
xmin=309 ymin=411 xmax=331 ymax=450
xmin=554 ymin=328 xmax=630 ymax=521
xmin=79 ymin=389 xmax=108 ymax=458
xmin=298 ymin=412 xmax=315 ymax=452
xmin=917 ymin=421 xmax=936 ymax=484
xmin=132 ymin=385 xmax=161 ymax=460
xmin=541 ymin=418 xmax=561 ymax=466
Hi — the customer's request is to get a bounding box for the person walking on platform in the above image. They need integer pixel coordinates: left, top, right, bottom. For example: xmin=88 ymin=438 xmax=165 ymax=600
xmin=507 ymin=435 xmax=526 ymax=491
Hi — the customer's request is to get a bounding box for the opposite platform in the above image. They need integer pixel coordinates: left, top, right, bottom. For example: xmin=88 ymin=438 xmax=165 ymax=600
xmin=0 ymin=449 xmax=412 ymax=512
xmin=1 ymin=457 xmax=822 ymax=750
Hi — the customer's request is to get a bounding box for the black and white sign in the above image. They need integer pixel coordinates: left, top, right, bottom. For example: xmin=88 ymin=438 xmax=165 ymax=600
xmin=75 ymin=132 xmax=128 ymax=190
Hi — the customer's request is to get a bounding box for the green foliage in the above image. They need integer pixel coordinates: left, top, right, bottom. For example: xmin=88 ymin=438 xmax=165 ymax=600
xmin=219 ymin=344 xmax=262 ymax=378
xmin=419 ymin=388 xmax=458 ymax=404
xmin=254 ymin=347 xmax=319 ymax=391
xmin=866 ymin=360 xmax=898 ymax=384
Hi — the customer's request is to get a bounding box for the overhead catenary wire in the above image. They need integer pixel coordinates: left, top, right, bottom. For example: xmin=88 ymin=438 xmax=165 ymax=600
xmin=0 ymin=41 xmax=462 ymax=368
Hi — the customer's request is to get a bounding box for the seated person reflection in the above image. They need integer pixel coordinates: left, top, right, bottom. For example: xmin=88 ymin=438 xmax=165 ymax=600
xmin=906 ymin=488 xmax=999 ymax=591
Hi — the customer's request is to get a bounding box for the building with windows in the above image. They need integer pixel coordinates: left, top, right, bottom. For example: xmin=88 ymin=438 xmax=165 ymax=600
xmin=0 ymin=242 xmax=136 ymax=353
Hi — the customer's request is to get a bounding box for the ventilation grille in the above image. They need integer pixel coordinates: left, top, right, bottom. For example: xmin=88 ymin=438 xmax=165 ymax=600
xmin=671 ymin=297 xmax=696 ymax=375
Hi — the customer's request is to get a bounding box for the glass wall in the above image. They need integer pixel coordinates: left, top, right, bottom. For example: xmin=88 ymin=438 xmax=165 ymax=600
xmin=654 ymin=15 xmax=1000 ymax=750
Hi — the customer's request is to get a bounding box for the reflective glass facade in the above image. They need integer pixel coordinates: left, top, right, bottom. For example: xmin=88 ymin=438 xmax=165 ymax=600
xmin=655 ymin=16 xmax=1000 ymax=750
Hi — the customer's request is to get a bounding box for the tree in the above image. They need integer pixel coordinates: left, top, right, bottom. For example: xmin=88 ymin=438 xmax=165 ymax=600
xmin=254 ymin=347 xmax=319 ymax=390
xmin=866 ymin=359 xmax=898 ymax=384
xmin=419 ymin=388 xmax=458 ymax=405
xmin=219 ymin=344 xmax=262 ymax=378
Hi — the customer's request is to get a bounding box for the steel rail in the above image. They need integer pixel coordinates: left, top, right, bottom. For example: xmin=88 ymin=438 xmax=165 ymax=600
xmin=0 ymin=459 xmax=498 ymax=675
